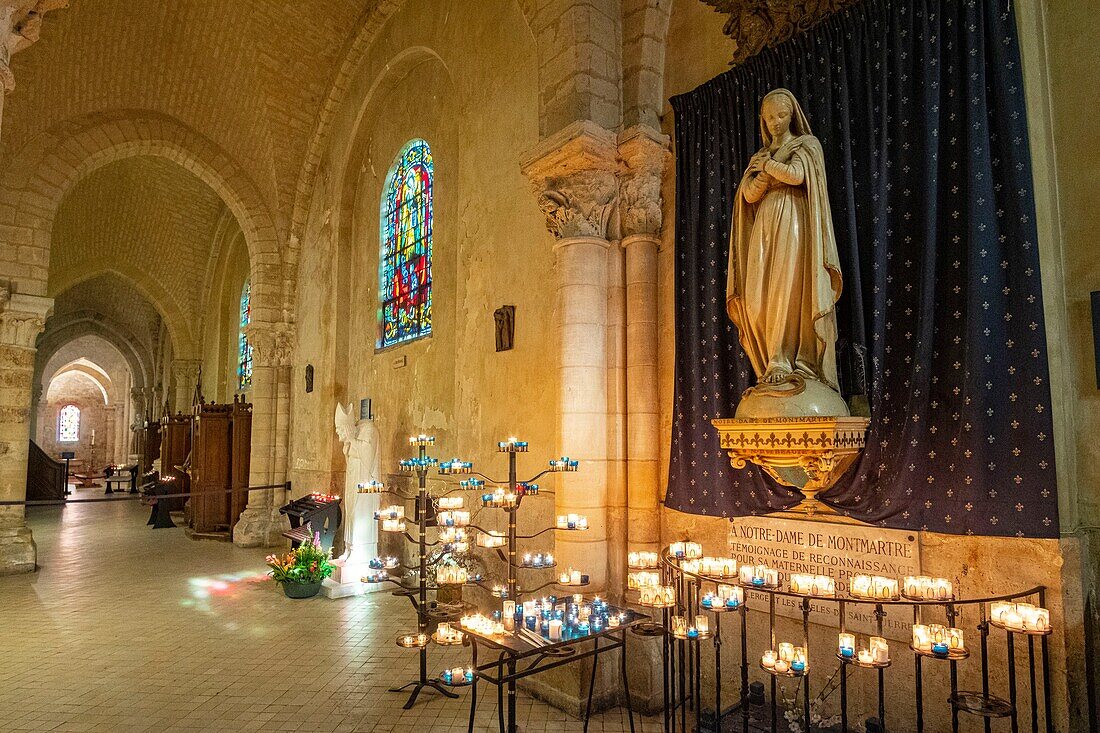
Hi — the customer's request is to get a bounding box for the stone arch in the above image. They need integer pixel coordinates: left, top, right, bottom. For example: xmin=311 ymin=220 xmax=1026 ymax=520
xmin=328 ymin=44 xmax=457 ymax=397
xmin=47 ymin=363 xmax=112 ymax=406
xmin=47 ymin=265 xmax=192 ymax=360
xmin=34 ymin=314 xmax=152 ymax=397
xmin=0 ymin=110 xmax=285 ymax=328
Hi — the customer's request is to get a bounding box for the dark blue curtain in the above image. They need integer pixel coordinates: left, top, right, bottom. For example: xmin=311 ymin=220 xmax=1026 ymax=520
xmin=666 ymin=0 xmax=1059 ymax=537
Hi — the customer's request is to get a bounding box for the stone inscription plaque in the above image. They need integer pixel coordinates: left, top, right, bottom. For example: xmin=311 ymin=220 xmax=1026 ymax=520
xmin=727 ymin=517 xmax=921 ymax=639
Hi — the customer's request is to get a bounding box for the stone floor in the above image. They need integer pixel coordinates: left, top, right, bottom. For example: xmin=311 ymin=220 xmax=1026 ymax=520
xmin=0 ymin=489 xmax=661 ymax=732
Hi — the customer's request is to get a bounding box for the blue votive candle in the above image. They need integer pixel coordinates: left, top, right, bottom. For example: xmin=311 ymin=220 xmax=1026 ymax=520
xmin=791 ymin=661 xmax=806 ymax=672
xmin=840 ymin=647 xmax=854 ymax=658
xmin=687 ymin=628 xmax=699 ymax=639
xmin=464 ymin=670 xmax=475 ymax=683
xmin=443 ymin=670 xmax=453 ymax=684
xmin=932 ymin=642 xmax=949 ymax=656
xmin=726 ymin=598 xmax=740 ymax=608
xmin=526 ymin=615 xmax=537 ymax=631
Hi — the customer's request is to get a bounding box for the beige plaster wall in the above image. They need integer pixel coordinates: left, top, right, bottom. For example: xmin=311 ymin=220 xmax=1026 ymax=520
xmin=287 ymin=0 xmax=558 ymax=557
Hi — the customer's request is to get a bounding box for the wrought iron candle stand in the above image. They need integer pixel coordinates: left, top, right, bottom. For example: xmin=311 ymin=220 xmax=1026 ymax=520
xmin=361 ymin=436 xmax=591 ymax=711
xmin=641 ymin=545 xmax=1054 ymax=733
xmin=461 ymin=438 xmax=589 ymax=606
xmin=360 ymin=435 xmax=482 ymax=710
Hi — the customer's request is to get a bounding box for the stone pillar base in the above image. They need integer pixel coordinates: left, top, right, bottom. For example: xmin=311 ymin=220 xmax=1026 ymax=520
xmin=0 ymin=523 xmax=36 ymax=575
xmin=232 ymin=506 xmax=287 ymax=547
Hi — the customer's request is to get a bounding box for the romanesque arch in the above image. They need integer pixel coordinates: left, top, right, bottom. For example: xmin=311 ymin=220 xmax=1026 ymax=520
xmin=0 ymin=110 xmax=285 ymax=327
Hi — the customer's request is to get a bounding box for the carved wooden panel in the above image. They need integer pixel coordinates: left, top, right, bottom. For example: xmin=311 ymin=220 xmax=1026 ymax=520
xmin=700 ymin=0 xmax=861 ymax=64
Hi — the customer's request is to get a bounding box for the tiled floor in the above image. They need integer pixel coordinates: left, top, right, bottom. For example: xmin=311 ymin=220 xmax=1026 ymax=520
xmin=0 ymin=490 xmax=661 ymax=732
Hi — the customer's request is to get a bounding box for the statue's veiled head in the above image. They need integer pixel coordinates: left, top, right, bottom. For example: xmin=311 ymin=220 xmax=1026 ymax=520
xmin=759 ymin=88 xmax=813 ymax=147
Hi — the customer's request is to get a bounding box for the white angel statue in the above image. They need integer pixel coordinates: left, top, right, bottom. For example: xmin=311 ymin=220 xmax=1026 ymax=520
xmin=331 ymin=402 xmax=381 ymax=586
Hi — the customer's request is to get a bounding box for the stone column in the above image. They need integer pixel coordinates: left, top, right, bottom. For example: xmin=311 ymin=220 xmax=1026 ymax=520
xmin=522 ymin=121 xmax=618 ymax=591
xmin=169 ymin=359 xmax=200 ymax=414
xmin=0 ymin=285 xmax=51 ymax=574
xmin=619 ymin=126 xmax=669 ymax=557
xmin=233 ymin=321 xmax=292 ymax=547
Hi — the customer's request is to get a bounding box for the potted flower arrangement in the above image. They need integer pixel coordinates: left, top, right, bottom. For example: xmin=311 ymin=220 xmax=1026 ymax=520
xmin=266 ymin=533 xmax=335 ymax=598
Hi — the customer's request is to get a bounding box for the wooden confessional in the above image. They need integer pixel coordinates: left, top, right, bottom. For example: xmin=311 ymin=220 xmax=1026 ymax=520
xmin=159 ymin=412 xmax=192 ymax=512
xmin=188 ymin=397 xmax=252 ymax=537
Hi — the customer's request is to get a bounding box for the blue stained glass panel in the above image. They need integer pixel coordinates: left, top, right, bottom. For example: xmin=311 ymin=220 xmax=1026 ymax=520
xmin=238 ymin=280 xmax=253 ymax=390
xmin=379 ymin=139 xmax=433 ymax=348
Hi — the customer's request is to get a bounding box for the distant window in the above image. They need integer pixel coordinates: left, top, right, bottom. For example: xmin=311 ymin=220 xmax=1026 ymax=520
xmin=238 ymin=279 xmax=253 ymax=390
xmin=58 ymin=405 xmax=80 ymax=443
xmin=379 ymin=139 xmax=433 ymax=348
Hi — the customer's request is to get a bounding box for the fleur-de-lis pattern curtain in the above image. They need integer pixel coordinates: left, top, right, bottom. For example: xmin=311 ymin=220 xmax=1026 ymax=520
xmin=666 ymin=0 xmax=1059 ymax=537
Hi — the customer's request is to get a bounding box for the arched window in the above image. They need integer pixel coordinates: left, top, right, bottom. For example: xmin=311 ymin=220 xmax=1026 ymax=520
xmin=238 ymin=279 xmax=253 ymax=390
xmin=58 ymin=404 xmax=80 ymax=443
xmin=379 ymin=139 xmax=433 ymax=348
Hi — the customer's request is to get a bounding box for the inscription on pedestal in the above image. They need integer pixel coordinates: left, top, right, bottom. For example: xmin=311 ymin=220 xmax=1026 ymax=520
xmin=728 ymin=517 xmax=920 ymax=639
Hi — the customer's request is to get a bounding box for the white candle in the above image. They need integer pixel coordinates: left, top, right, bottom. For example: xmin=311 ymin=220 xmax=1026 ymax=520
xmin=548 ymin=619 xmax=562 ymax=641
xmin=774 ymin=659 xmax=790 ymax=674
xmin=761 ymin=650 xmax=776 ymax=668
xmin=870 ymin=636 xmax=890 ymax=663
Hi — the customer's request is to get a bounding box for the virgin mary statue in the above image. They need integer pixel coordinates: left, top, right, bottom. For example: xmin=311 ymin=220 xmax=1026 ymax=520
xmin=727 ymin=88 xmax=843 ymax=398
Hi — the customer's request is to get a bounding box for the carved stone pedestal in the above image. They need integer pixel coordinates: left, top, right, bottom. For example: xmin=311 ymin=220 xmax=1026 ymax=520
xmin=232 ymin=504 xmax=286 ymax=547
xmin=711 ymin=416 xmax=870 ymax=515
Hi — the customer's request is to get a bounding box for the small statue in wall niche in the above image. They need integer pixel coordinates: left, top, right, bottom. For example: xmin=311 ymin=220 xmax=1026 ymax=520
xmin=727 ymin=88 xmax=847 ymax=418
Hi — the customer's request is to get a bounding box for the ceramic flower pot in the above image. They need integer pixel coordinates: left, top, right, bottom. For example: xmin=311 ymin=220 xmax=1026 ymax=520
xmin=282 ymin=581 xmax=322 ymax=599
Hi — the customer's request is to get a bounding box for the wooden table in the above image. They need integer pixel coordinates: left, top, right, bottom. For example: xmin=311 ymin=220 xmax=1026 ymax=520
xmin=460 ymin=601 xmax=647 ymax=733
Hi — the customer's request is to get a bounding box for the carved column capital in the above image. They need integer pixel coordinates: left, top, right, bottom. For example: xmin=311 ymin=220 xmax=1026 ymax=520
xmin=0 ymin=1 xmax=68 ymax=92
xmin=522 ymin=120 xmax=620 ymax=240
xmin=0 ymin=283 xmax=52 ymax=350
xmin=617 ymin=125 xmax=670 ymax=239
xmin=169 ymin=359 xmax=200 ymax=382
xmin=245 ymin=322 xmax=294 ymax=368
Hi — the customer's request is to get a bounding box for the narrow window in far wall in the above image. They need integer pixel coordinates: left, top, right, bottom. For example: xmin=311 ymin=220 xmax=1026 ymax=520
xmin=378 ymin=138 xmax=433 ymax=348
xmin=58 ymin=404 xmax=80 ymax=442
xmin=238 ymin=279 xmax=253 ymax=390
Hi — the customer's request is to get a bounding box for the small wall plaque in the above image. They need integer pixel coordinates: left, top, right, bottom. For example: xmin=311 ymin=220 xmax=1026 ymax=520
xmin=495 ymin=305 xmax=515 ymax=352
xmin=304 ymin=364 xmax=314 ymax=393
xmin=360 ymin=398 xmax=373 ymax=421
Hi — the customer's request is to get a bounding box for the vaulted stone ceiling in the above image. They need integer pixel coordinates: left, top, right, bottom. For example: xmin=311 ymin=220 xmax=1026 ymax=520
xmin=5 ymin=0 xmax=371 ymax=233
xmin=48 ymin=272 xmax=165 ymax=357
xmin=48 ymin=156 xmax=223 ymax=350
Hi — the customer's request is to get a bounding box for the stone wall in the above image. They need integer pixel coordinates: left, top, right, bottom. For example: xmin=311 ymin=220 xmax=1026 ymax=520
xmin=37 ymin=371 xmax=112 ymax=470
xmin=288 ymin=0 xmax=556 ymax=556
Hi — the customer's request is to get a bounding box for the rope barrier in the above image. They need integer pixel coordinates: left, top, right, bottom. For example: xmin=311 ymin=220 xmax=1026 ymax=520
xmin=0 ymin=481 xmax=291 ymax=507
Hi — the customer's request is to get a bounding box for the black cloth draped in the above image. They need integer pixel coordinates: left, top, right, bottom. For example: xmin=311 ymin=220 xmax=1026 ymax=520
xmin=666 ymin=0 xmax=1059 ymax=537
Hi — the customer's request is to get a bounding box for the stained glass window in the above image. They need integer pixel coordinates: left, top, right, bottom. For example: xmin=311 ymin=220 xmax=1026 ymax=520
xmin=238 ymin=279 xmax=253 ymax=390
xmin=379 ymin=139 xmax=433 ymax=348
xmin=58 ymin=404 xmax=80 ymax=443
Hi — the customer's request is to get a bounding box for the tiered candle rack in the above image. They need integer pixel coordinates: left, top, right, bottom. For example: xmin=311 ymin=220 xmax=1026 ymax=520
xmin=360 ymin=436 xmax=591 ymax=710
xmin=632 ymin=544 xmax=1054 ymax=733
xmin=359 ymin=435 xmax=479 ymax=709
xmin=460 ymin=438 xmax=590 ymax=607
